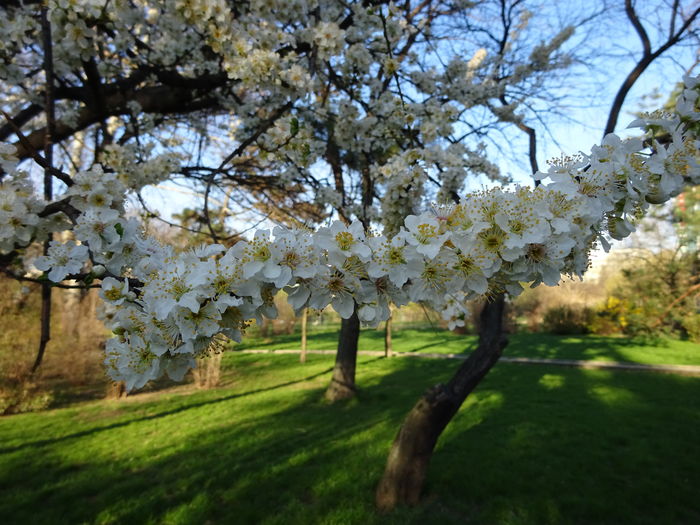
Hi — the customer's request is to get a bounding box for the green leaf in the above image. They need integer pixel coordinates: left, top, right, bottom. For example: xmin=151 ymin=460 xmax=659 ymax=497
xmin=83 ymin=273 xmax=95 ymax=287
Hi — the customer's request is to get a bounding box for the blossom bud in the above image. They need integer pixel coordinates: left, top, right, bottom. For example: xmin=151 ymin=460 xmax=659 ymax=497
xmin=608 ymin=217 xmax=632 ymax=241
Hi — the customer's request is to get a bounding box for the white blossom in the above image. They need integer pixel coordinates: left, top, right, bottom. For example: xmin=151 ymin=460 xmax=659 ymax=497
xmin=34 ymin=240 xmax=89 ymax=282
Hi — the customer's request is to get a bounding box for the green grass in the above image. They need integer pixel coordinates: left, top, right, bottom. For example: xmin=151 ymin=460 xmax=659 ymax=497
xmin=505 ymin=333 xmax=700 ymax=366
xmin=2 ymin=353 xmax=700 ymax=524
xmin=235 ymin=325 xmax=700 ymax=366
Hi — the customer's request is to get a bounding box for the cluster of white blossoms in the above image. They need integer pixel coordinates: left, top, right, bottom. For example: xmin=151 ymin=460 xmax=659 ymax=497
xmin=0 ymin=0 xmax=698 ymax=390
xmin=100 ymin=144 xmax=183 ymax=192
xmin=1 ymin=77 xmax=693 ymax=390
xmin=0 ymin=0 xmax=580 ymax=244
xmin=0 ymin=167 xmax=45 ymax=253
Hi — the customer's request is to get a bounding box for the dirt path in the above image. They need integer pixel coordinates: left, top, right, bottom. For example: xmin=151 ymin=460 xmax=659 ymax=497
xmin=237 ymin=349 xmax=700 ymax=376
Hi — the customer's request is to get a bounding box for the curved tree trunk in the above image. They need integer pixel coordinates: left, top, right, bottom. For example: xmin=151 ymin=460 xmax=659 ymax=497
xmin=324 ymin=309 xmax=360 ymax=401
xmin=375 ymin=296 xmax=507 ymax=511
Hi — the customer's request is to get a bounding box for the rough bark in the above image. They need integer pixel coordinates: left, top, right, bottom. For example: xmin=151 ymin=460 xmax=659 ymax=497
xmin=107 ymin=381 xmax=127 ymax=399
xmin=375 ymin=296 xmax=507 ymax=511
xmin=324 ymin=309 xmax=360 ymax=401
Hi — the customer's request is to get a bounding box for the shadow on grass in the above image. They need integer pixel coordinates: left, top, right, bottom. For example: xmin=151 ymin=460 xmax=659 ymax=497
xmin=429 ymin=360 xmax=700 ymax=524
xmin=0 ymin=366 xmax=335 ymax=455
xmin=43 ymin=330 xmax=688 ymax=414
xmin=234 ymin=325 xmax=477 ymax=354
xmin=0 ymin=355 xmax=445 ymax=524
xmin=2 ymin=353 xmax=700 ymax=525
xmin=503 ymin=333 xmax=677 ymax=365
xmin=238 ymin=325 xmax=695 ymax=366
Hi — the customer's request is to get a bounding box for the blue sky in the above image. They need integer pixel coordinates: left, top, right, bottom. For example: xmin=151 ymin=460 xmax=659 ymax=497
xmin=139 ymin=2 xmax=699 ymax=244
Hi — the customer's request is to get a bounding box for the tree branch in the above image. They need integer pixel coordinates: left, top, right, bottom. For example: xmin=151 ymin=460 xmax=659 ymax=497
xmin=605 ymin=3 xmax=700 ymax=136
xmin=625 ymin=0 xmax=652 ymax=56
xmin=10 ymin=83 xmax=226 ymax=162
xmin=0 ymin=110 xmax=74 ymax=187
xmin=499 ymin=94 xmax=539 ymax=177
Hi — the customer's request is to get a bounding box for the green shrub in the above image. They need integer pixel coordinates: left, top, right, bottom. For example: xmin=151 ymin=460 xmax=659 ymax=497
xmin=541 ymin=305 xmax=594 ymax=335
xmin=681 ymin=314 xmax=700 ymax=343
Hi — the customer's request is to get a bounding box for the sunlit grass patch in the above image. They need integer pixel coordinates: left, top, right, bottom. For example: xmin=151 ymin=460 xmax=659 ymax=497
xmin=234 ymin=326 xmax=700 ymax=366
xmin=1 ymin=353 xmax=699 ymax=524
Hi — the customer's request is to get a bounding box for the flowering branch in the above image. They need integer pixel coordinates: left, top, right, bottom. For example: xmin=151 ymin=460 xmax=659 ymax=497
xmin=4 ymin=76 xmax=692 ymax=389
xmin=0 ymin=2 xmax=698 ymax=392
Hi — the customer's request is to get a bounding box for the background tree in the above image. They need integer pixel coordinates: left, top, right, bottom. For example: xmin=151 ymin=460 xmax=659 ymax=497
xmin=603 ymin=187 xmax=700 ymax=341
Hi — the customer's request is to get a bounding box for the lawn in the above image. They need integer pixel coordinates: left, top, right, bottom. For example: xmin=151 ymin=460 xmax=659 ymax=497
xmin=234 ymin=324 xmax=700 ymax=366
xmin=2 ymin=351 xmax=700 ymax=524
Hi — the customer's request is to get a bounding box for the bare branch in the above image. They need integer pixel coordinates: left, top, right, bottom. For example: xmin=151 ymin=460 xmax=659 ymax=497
xmin=0 ymin=110 xmax=74 ymax=187
xmin=625 ymin=0 xmax=652 ymax=56
xmin=217 ymin=102 xmax=293 ymax=171
xmin=605 ymin=2 xmax=700 ymax=136
xmin=498 ymin=94 xmax=540 ymax=177
xmin=37 ymin=197 xmax=80 ymax=222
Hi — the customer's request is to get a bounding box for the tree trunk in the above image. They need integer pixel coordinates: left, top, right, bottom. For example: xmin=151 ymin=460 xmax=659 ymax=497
xmin=324 ymin=309 xmax=360 ymax=401
xmin=300 ymin=308 xmax=308 ymax=363
xmin=31 ymin=281 xmax=51 ymax=374
xmin=31 ymin=7 xmax=55 ymax=376
xmin=107 ymin=381 xmax=127 ymax=399
xmin=193 ymin=353 xmax=223 ymax=389
xmin=375 ymin=296 xmax=507 ymax=511
xmin=384 ymin=315 xmax=393 ymax=357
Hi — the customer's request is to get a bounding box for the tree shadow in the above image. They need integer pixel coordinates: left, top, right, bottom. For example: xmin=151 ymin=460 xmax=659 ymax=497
xmin=234 ymin=325 xmax=479 ymax=355
xmin=2 ymin=353 xmax=699 ymax=525
xmin=502 ymin=332 xmax=681 ymax=365
xmin=424 ymin=361 xmax=700 ymax=524
xmin=0 ymin=366 xmax=335 ymax=455
xmin=0 ymin=354 xmax=448 ymax=524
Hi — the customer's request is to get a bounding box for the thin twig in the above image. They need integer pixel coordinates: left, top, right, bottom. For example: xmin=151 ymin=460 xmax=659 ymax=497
xmin=0 ymin=110 xmax=74 ymax=188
